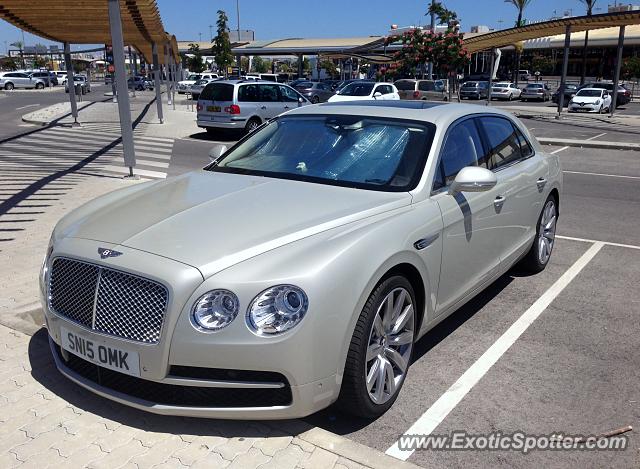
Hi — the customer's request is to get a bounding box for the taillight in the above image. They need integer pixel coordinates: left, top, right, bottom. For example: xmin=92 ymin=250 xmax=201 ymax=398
xmin=225 ymin=104 xmax=241 ymax=114
xmin=413 ymin=91 xmax=420 ymax=98
xmin=196 ymin=103 xmax=203 ymax=111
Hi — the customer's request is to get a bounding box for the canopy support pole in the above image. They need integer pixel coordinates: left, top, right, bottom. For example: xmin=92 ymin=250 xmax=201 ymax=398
xmin=610 ymin=26 xmax=625 ymax=118
xmin=165 ymin=44 xmax=172 ymax=106
xmin=63 ymin=42 xmax=80 ymax=127
xmin=556 ymin=24 xmax=572 ymax=120
xmin=107 ymin=0 xmax=136 ymax=178
xmin=152 ymin=42 xmax=164 ymax=124
xmin=487 ymin=48 xmax=495 ymax=106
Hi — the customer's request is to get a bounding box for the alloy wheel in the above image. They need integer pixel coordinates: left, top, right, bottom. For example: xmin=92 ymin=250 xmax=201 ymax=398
xmin=365 ymin=287 xmax=414 ymax=405
xmin=538 ymin=200 xmax=557 ymax=265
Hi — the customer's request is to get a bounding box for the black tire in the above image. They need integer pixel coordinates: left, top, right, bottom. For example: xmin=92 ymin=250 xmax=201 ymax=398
xmin=245 ymin=117 xmax=261 ymax=135
xmin=35 ymin=82 xmax=44 ymax=90
xmin=4 ymin=82 xmax=14 ymax=91
xmin=311 ymin=96 xmax=320 ymax=104
xmin=518 ymin=195 xmax=558 ymax=274
xmin=337 ymin=275 xmax=416 ymax=419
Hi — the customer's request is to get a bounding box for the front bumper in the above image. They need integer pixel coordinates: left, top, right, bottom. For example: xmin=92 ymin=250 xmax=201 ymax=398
xmin=568 ymin=103 xmax=600 ymax=112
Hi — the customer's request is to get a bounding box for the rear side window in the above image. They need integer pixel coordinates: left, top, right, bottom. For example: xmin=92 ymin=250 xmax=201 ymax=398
xmin=200 ymin=83 xmax=234 ymax=101
xmin=258 ymin=84 xmax=280 ymax=102
xmin=238 ymin=84 xmax=259 ymax=102
xmin=434 ymin=119 xmax=485 ymax=190
xmin=479 ymin=117 xmax=524 ymax=169
xmin=418 ymin=81 xmax=436 ymax=92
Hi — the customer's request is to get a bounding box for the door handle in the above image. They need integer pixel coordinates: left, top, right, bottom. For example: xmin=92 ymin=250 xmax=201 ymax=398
xmin=260 ymin=105 xmax=267 ymax=110
xmin=494 ymin=195 xmax=506 ymax=209
xmin=536 ymin=177 xmax=547 ymax=189
xmin=284 ymin=106 xmax=290 ymax=110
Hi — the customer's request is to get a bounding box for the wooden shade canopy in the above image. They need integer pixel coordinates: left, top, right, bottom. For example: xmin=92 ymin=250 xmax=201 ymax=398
xmin=0 ymin=0 xmax=179 ymax=62
xmin=465 ymin=10 xmax=640 ymax=53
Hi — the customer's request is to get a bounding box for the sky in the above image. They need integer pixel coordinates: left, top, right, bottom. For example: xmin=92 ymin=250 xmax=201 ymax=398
xmin=0 ymin=0 xmax=601 ymax=53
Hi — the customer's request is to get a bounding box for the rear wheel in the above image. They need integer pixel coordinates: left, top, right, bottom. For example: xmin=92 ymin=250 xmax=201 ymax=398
xmin=311 ymin=96 xmax=320 ymax=104
xmin=518 ymin=195 xmax=558 ymax=273
xmin=338 ymin=275 xmax=416 ymax=418
xmin=245 ymin=117 xmax=261 ymax=134
xmin=4 ymin=82 xmax=14 ymax=91
xmin=35 ymin=82 xmax=44 ymax=90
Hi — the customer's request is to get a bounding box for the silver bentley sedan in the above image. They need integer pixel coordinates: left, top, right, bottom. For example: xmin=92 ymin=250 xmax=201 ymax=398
xmin=41 ymin=102 xmax=561 ymax=419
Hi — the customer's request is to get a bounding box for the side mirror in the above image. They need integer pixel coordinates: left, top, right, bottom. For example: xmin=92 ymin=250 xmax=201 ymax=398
xmin=208 ymin=144 xmax=228 ymax=163
xmin=298 ymin=97 xmax=305 ymax=106
xmin=449 ymin=166 xmax=497 ymax=194
xmin=373 ymin=92 xmax=382 ymax=99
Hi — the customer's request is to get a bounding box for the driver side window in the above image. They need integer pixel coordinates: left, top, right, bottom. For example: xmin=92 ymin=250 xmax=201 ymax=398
xmin=433 ymin=119 xmax=485 ymax=191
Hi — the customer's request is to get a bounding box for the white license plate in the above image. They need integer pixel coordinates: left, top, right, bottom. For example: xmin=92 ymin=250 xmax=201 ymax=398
xmin=61 ymin=327 xmax=140 ymax=377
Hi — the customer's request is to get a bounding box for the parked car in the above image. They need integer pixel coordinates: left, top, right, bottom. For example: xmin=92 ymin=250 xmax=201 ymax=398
xmin=459 ymin=81 xmax=489 ymax=100
xmin=394 ymin=79 xmax=449 ymax=101
xmin=0 ymin=71 xmax=46 ymax=90
xmin=128 ymin=75 xmax=154 ymax=91
xmin=177 ymin=73 xmax=219 ymax=93
xmin=518 ymin=69 xmax=532 ymax=81
xmin=197 ymin=80 xmax=310 ymax=134
xmin=334 ymin=79 xmax=375 ymax=93
xmin=49 ymin=72 xmax=59 ymax=86
xmin=293 ymin=81 xmax=334 ymax=103
xmin=568 ymin=88 xmax=612 ymax=113
xmin=41 ymin=101 xmax=561 ymax=420
xmin=65 ymin=75 xmax=90 ymax=94
xmin=520 ymin=83 xmax=551 ymax=102
xmin=30 ymin=71 xmax=52 ymax=87
xmin=328 ymin=82 xmax=399 ymax=102
xmin=552 ymin=84 xmax=578 ymax=106
xmin=490 ymin=82 xmax=522 ymax=101
xmin=577 ymin=82 xmax=631 ymax=107
xmin=189 ymin=78 xmax=217 ymax=100
xmin=245 ymin=73 xmax=279 ymax=82
xmin=55 ymin=71 xmax=68 ymax=83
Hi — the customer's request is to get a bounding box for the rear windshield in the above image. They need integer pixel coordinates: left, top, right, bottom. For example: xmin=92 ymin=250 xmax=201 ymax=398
xmin=526 ymin=84 xmax=543 ymax=89
xmin=295 ymin=81 xmax=314 ymax=88
xmin=394 ymin=80 xmax=417 ymax=91
xmin=418 ymin=81 xmax=436 ymax=91
xmin=200 ymin=83 xmax=234 ymax=101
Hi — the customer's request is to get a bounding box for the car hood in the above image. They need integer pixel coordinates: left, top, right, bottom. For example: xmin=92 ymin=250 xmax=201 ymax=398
xmin=328 ymin=94 xmax=373 ymax=102
xmin=57 ymin=171 xmax=411 ymax=278
xmin=178 ymin=80 xmax=197 ymax=86
xmin=572 ymin=96 xmax=601 ymax=103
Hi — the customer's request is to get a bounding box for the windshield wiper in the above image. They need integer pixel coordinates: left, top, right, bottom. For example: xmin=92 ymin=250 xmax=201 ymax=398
xmin=365 ymin=178 xmax=388 ymax=185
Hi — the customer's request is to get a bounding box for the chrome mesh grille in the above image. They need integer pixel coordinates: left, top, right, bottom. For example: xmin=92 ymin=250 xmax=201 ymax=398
xmin=49 ymin=258 xmax=168 ymax=344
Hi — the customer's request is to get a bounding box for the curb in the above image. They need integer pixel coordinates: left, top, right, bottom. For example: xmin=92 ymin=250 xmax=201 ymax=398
xmin=298 ymin=427 xmax=420 ymax=468
xmin=538 ymin=137 xmax=640 ymax=151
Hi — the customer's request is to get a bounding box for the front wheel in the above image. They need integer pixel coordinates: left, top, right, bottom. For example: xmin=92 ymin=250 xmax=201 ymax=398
xmin=518 ymin=196 xmax=558 ymax=273
xmin=4 ymin=82 xmax=14 ymax=91
xmin=35 ymin=82 xmax=44 ymax=90
xmin=337 ymin=276 xmax=416 ymax=418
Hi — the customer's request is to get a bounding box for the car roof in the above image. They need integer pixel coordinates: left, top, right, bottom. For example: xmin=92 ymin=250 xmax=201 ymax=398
xmin=285 ymin=102 xmax=518 ymax=127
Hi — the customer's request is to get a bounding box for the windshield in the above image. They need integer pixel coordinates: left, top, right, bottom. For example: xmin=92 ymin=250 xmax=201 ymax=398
xmin=339 ymin=82 xmax=375 ymax=96
xmin=295 ymin=81 xmax=314 ymax=88
xmin=462 ymin=82 xmax=478 ymax=88
xmin=210 ymin=115 xmax=435 ymax=191
xmin=187 ymin=74 xmax=200 ymax=80
xmin=576 ymin=89 xmax=602 ymax=97
xmin=493 ymin=83 xmax=509 ymax=88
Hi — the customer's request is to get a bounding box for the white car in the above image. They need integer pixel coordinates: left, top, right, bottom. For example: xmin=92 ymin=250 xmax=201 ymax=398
xmin=328 ymin=81 xmax=400 ymax=102
xmin=568 ymin=88 xmax=612 ymax=113
xmin=490 ymin=82 xmax=522 ymax=101
xmin=41 ymin=102 xmax=561 ymax=420
xmin=178 ymin=73 xmax=219 ymax=94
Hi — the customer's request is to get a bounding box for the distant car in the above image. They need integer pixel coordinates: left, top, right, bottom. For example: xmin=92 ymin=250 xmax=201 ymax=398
xmin=577 ymin=82 xmax=631 ymax=107
xmin=490 ymin=82 xmax=522 ymax=101
xmin=55 ymin=71 xmax=67 ymax=83
xmin=65 ymin=75 xmax=90 ymax=94
xmin=459 ymin=81 xmax=489 ymax=100
xmin=128 ymin=75 xmax=153 ymax=91
xmin=30 ymin=71 xmax=52 ymax=87
xmin=568 ymin=88 xmax=612 ymax=113
xmin=0 ymin=71 xmax=46 ymax=90
xmin=394 ymin=79 xmax=449 ymax=101
xmin=197 ymin=79 xmax=310 ymax=135
xmin=189 ymin=78 xmax=218 ymax=100
xmin=293 ymin=81 xmax=334 ymax=103
xmin=328 ymin=82 xmax=399 ymax=102
xmin=49 ymin=72 xmax=59 ymax=86
xmin=518 ymin=70 xmax=532 ymax=81
xmin=521 ymin=83 xmax=551 ymax=102
xmin=177 ymin=73 xmax=219 ymax=94
xmin=552 ymin=84 xmax=578 ymax=106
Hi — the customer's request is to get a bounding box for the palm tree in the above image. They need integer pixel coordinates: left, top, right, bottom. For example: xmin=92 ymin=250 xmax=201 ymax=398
xmin=505 ymin=0 xmax=533 ymax=85
xmin=579 ymin=0 xmax=597 ymax=84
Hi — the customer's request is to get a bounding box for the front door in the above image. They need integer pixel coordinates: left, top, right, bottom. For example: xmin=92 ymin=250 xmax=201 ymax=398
xmin=257 ymin=84 xmax=283 ymax=119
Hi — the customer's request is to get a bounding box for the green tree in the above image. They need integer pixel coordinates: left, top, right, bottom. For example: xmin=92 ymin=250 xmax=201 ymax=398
xmin=506 ymin=0 xmax=532 ymax=27
xmin=32 ymin=55 xmax=48 ymax=69
xmin=303 ymin=57 xmax=311 ymax=74
xmin=213 ymin=10 xmax=234 ymax=76
xmin=187 ymin=44 xmax=205 ymax=73
xmin=578 ymin=0 xmax=596 ymax=84
xmin=320 ymin=59 xmax=338 ymax=78
xmin=253 ymin=56 xmax=268 ymax=73
xmin=622 ymin=56 xmax=640 ymax=80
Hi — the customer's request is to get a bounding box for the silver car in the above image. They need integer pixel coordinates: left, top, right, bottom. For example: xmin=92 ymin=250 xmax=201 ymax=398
xmin=189 ymin=78 xmax=217 ymax=100
xmin=0 ymin=71 xmax=46 ymax=90
xmin=521 ymin=83 xmax=551 ymax=102
xmin=196 ymin=80 xmax=310 ymax=134
xmin=41 ymin=102 xmax=561 ymax=420
xmin=395 ymin=79 xmax=449 ymax=101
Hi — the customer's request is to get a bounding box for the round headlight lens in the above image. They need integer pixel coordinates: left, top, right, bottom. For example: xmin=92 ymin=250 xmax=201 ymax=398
xmin=247 ymin=285 xmax=308 ymax=336
xmin=191 ymin=289 xmax=239 ymax=332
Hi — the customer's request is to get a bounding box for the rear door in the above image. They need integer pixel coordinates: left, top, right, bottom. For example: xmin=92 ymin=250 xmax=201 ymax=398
xmin=197 ymin=82 xmax=235 ymax=124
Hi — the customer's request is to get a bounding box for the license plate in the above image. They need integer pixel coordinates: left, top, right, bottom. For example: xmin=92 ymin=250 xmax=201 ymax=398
xmin=61 ymin=327 xmax=140 ymax=377
xmin=207 ymin=105 xmax=221 ymax=112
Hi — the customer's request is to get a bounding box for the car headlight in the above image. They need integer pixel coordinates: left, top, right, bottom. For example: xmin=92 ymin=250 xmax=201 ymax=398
xmin=595 ymin=99 xmax=601 ymax=105
xmin=191 ymin=289 xmax=239 ymax=332
xmin=247 ymin=285 xmax=308 ymax=336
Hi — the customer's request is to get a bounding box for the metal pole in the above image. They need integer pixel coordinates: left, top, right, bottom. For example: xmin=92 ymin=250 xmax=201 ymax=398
xmin=171 ymin=60 xmax=176 ymax=110
xmin=63 ymin=42 xmax=79 ymax=126
xmin=165 ymin=45 xmax=172 ymax=106
xmin=128 ymin=46 xmax=135 ymax=97
xmin=487 ymin=49 xmax=495 ymax=106
xmin=298 ymin=55 xmax=303 ymax=78
xmin=428 ymin=0 xmax=435 ymax=79
xmin=236 ymin=0 xmax=241 ymax=42
xmin=107 ymin=0 xmax=136 ymax=177
xmin=152 ymin=42 xmax=164 ymax=124
xmin=610 ymin=26 xmax=625 ymax=118
xmin=556 ymin=24 xmax=572 ymax=119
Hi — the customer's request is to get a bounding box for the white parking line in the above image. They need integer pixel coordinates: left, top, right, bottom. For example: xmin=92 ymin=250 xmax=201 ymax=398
xmin=586 ymin=132 xmax=607 ymax=141
xmin=557 ymin=234 xmax=640 ymax=250
xmin=16 ymin=104 xmax=39 ymax=110
xmin=385 ymin=241 xmax=604 ymax=461
xmin=550 ymin=146 xmax=569 ymax=154
xmin=563 ymin=170 xmax=640 ymax=180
